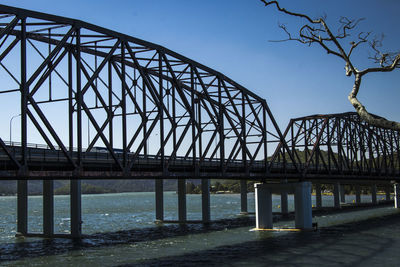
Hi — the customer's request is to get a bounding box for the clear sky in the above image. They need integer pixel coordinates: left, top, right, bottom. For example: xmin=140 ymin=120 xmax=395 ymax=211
xmin=1 ymin=0 xmax=399 ymax=138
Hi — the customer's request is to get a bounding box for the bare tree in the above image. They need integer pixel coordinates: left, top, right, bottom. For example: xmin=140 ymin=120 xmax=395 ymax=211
xmin=261 ymin=0 xmax=400 ymax=130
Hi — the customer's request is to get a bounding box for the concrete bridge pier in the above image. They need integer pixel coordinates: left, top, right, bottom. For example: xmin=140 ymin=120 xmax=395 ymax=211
xmin=340 ymin=185 xmax=346 ymax=203
xmin=177 ymin=179 xmax=187 ymax=221
xmin=17 ymin=180 xmax=28 ymax=236
xmin=333 ymin=183 xmax=341 ymax=208
xmin=280 ymin=190 xmax=288 ymax=216
xmin=155 ymin=179 xmax=164 ymax=221
xmin=255 ymin=182 xmax=312 ymax=229
xmin=43 ymin=180 xmax=54 ymax=237
xmin=355 ymin=185 xmax=361 ymax=204
xmin=371 ymin=184 xmax=377 ymax=204
xmin=315 ymin=183 xmax=322 ymax=208
xmin=394 ymin=184 xmax=400 ymax=208
xmin=201 ymin=179 xmax=210 ymax=223
xmin=385 ymin=186 xmax=391 ymax=201
xmin=240 ymin=180 xmax=248 ymax=215
xmin=70 ymin=179 xmax=82 ymax=238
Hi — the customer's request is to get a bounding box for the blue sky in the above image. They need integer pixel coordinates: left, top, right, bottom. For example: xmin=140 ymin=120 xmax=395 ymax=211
xmin=1 ymin=0 xmax=399 ymax=136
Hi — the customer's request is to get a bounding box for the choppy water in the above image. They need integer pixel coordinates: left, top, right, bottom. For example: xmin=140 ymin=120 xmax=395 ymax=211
xmin=1 ymin=192 xmax=398 ymax=266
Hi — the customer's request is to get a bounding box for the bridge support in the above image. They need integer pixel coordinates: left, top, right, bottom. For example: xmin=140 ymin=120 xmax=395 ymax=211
xmin=43 ymin=180 xmax=54 ymax=237
xmin=395 ymin=184 xmax=400 ymax=209
xmin=201 ymin=179 xmax=210 ymax=223
xmin=240 ymin=180 xmax=248 ymax=215
xmin=255 ymin=183 xmax=272 ymax=229
xmin=315 ymin=183 xmax=322 ymax=208
xmin=178 ymin=179 xmax=186 ymax=221
xmin=17 ymin=180 xmax=28 ymax=236
xmin=294 ymin=182 xmax=313 ymax=229
xmin=70 ymin=179 xmax=82 ymax=238
xmin=385 ymin=186 xmax=391 ymax=201
xmin=155 ymin=179 xmax=164 ymax=221
xmin=371 ymin=184 xmax=377 ymax=204
xmin=281 ymin=190 xmax=288 ymax=216
xmin=255 ymin=182 xmax=312 ymax=229
xmin=355 ymin=185 xmax=361 ymax=204
xmin=333 ymin=183 xmax=341 ymax=208
xmin=340 ymin=185 xmax=346 ymax=203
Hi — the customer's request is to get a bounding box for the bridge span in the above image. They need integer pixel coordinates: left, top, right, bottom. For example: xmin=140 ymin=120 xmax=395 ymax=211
xmin=0 ymin=4 xmax=399 ymax=238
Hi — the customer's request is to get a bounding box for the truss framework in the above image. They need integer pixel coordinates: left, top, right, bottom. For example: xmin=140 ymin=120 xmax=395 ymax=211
xmin=274 ymin=112 xmax=400 ymax=180
xmin=0 ymin=5 xmax=291 ymax=179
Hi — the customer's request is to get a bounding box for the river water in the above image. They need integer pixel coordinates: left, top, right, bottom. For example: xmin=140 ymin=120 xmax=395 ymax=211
xmin=1 ymin=192 xmax=399 ymax=266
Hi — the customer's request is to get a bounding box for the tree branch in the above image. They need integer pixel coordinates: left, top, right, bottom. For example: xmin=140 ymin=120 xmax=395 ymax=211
xmin=261 ymin=0 xmax=400 ymax=131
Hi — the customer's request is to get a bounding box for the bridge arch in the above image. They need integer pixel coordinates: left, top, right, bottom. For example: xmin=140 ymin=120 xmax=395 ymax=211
xmin=0 ymin=4 xmax=289 ymax=179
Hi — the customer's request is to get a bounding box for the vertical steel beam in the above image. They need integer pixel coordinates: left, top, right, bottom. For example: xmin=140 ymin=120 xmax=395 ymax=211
xmin=240 ymin=179 xmax=248 ymax=214
xmin=18 ymin=17 xmax=28 ymax=236
xmin=76 ymin=28 xmax=82 ymax=167
xmin=142 ymin=78 xmax=147 ymax=155
xmin=178 ymin=179 xmax=187 ymax=221
xmin=190 ymin=66 xmax=196 ymax=170
xmin=262 ymin=103 xmax=268 ymax=173
xmin=158 ymin=52 xmax=165 ymax=173
xmin=70 ymin=179 xmax=82 ymax=238
xmin=155 ymin=179 xmax=163 ymax=221
xmin=17 ymin=180 xmax=28 ymax=235
xmin=218 ymin=78 xmax=225 ymax=170
xmin=68 ymin=50 xmax=74 ymax=154
xmin=121 ymin=42 xmax=127 ymax=169
xmin=20 ymin=17 xmax=27 ymax=168
xmin=201 ymin=179 xmax=210 ymax=223
xmin=43 ymin=179 xmax=54 ymax=237
xmin=108 ymin=61 xmax=113 ymax=148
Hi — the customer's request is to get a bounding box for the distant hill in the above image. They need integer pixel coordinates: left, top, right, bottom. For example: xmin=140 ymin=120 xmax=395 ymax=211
xmin=0 ymin=179 xmax=187 ymax=196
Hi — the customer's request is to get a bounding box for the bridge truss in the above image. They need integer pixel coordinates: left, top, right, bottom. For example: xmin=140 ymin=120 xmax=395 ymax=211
xmin=274 ymin=112 xmax=400 ymax=181
xmin=0 ymin=4 xmax=291 ymax=179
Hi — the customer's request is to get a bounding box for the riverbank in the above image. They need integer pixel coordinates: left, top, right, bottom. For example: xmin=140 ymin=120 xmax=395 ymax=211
xmin=1 ymin=200 xmax=399 ymax=266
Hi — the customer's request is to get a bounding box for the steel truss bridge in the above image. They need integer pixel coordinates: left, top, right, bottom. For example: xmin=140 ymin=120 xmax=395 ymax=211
xmin=0 ymin=5 xmax=399 ymax=183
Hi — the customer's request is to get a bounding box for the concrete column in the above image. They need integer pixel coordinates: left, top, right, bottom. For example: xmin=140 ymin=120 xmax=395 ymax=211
xmin=333 ymin=183 xmax=341 ymax=208
xmin=155 ymin=179 xmax=164 ymax=221
xmin=280 ymin=190 xmax=288 ymax=215
xmin=340 ymin=184 xmax=346 ymax=203
xmin=371 ymin=184 xmax=377 ymax=204
xmin=201 ymin=179 xmax=210 ymax=223
xmin=240 ymin=180 xmax=248 ymax=214
xmin=315 ymin=183 xmax=322 ymax=208
xmin=294 ymin=182 xmax=312 ymax=229
xmin=70 ymin=179 xmax=82 ymax=238
xmin=43 ymin=179 xmax=54 ymax=237
xmin=17 ymin=180 xmax=28 ymax=235
xmin=355 ymin=185 xmax=361 ymax=204
xmin=385 ymin=185 xmax=391 ymax=201
xmin=177 ymin=179 xmax=186 ymax=221
xmin=255 ymin=183 xmax=272 ymax=229
xmin=394 ymin=184 xmax=400 ymax=208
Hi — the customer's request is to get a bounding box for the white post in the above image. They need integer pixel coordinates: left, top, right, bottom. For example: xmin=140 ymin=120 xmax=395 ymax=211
xmin=255 ymin=183 xmax=272 ymax=229
xmin=394 ymin=184 xmax=400 ymax=209
xmin=294 ymin=182 xmax=312 ymax=229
